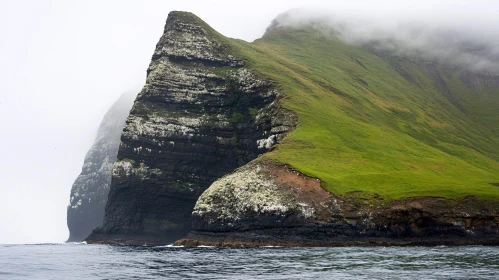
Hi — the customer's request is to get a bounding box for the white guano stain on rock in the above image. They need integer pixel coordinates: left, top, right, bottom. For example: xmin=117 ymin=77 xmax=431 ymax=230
xmin=112 ymin=161 xmax=162 ymax=181
xmin=124 ymin=115 xmax=198 ymax=140
xmin=193 ymin=166 xmax=294 ymax=225
xmin=256 ymin=135 xmax=276 ymax=149
xmin=154 ymin=16 xmax=243 ymax=67
xmin=297 ymin=202 xmax=315 ymax=218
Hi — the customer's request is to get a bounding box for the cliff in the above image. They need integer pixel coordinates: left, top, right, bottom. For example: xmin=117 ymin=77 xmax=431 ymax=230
xmin=86 ymin=12 xmax=296 ymax=244
xmin=88 ymin=11 xmax=498 ymax=246
xmin=67 ymin=93 xmax=135 ymax=242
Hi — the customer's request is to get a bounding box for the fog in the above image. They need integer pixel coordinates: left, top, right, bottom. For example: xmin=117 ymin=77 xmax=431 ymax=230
xmin=0 ymin=0 xmax=497 ymax=244
xmin=270 ymin=8 xmax=499 ymax=72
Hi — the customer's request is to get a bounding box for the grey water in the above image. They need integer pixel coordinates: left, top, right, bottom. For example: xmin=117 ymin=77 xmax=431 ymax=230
xmin=0 ymin=244 xmax=498 ymax=279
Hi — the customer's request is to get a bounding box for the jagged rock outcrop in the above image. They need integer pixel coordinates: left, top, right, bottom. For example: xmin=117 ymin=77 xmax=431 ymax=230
xmin=85 ymin=12 xmax=296 ymax=244
xmin=176 ymin=161 xmax=499 ymax=246
xmin=67 ymin=93 xmax=135 ymax=242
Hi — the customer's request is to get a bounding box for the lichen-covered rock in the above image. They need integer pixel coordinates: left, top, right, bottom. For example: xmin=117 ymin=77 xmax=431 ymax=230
xmin=177 ymin=161 xmax=499 ymax=247
xmin=85 ymin=12 xmax=296 ymax=245
xmin=67 ymin=93 xmax=135 ymax=242
xmin=192 ymin=162 xmax=335 ymax=232
xmin=152 ymin=12 xmax=242 ymax=67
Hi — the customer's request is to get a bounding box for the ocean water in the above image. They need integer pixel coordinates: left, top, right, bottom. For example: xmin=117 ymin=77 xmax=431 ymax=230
xmin=0 ymin=244 xmax=498 ymax=279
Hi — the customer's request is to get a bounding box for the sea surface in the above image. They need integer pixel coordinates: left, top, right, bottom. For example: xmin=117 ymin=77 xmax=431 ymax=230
xmin=0 ymin=243 xmax=498 ymax=279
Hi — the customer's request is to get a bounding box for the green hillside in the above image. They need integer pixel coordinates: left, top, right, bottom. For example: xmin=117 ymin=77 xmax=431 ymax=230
xmin=184 ymin=12 xmax=499 ymax=200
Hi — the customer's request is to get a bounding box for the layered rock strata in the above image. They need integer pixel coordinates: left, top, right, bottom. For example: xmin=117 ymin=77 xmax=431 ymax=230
xmin=67 ymin=93 xmax=135 ymax=242
xmin=176 ymin=161 xmax=499 ymax=246
xmin=85 ymin=12 xmax=297 ymax=244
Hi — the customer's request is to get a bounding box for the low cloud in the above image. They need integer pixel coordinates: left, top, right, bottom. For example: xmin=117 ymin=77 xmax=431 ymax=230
xmin=267 ymin=8 xmax=499 ymax=73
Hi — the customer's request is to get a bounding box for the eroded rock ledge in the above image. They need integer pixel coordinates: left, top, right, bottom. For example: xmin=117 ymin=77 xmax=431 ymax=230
xmin=85 ymin=12 xmax=297 ymax=245
xmin=176 ymin=161 xmax=499 ymax=246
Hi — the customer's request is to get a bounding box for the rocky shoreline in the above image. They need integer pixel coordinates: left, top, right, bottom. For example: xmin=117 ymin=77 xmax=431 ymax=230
xmin=172 ymin=161 xmax=499 ymax=247
xmin=90 ymin=160 xmax=499 ymax=247
xmin=175 ymin=231 xmax=499 ymax=247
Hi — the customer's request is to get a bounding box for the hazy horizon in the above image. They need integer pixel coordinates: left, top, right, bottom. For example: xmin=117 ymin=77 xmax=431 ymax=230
xmin=1 ymin=0 xmax=498 ymax=244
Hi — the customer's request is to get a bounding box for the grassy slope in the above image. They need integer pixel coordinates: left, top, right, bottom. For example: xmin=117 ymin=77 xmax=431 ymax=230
xmin=180 ymin=12 xmax=499 ymax=200
xmin=233 ymin=29 xmax=499 ymax=200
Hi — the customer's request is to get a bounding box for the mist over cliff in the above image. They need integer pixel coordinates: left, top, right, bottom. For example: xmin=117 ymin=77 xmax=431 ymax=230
xmin=67 ymin=92 xmax=136 ymax=241
xmin=266 ymin=9 xmax=499 ymax=73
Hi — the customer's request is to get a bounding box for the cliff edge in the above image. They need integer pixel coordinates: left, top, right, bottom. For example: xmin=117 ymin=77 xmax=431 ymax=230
xmin=85 ymin=12 xmax=296 ymax=245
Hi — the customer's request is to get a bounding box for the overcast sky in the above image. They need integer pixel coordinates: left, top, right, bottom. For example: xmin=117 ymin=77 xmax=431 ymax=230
xmin=0 ymin=0 xmax=497 ymax=244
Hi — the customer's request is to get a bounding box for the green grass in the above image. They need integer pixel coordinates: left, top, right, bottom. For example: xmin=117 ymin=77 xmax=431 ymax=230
xmin=182 ymin=12 xmax=499 ymax=200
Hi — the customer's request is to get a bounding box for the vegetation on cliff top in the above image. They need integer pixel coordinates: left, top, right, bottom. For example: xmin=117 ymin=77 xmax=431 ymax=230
xmin=173 ymin=12 xmax=499 ymax=200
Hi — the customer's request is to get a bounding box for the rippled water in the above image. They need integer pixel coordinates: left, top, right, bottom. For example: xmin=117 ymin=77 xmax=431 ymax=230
xmin=1 ymin=244 xmax=498 ymax=279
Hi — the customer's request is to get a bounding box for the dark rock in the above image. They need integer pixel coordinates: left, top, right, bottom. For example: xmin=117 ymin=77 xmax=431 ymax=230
xmin=85 ymin=12 xmax=296 ymax=245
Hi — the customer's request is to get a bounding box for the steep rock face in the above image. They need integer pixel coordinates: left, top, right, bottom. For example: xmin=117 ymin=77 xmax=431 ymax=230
xmin=177 ymin=161 xmax=499 ymax=246
xmin=85 ymin=12 xmax=296 ymax=244
xmin=67 ymin=93 xmax=135 ymax=242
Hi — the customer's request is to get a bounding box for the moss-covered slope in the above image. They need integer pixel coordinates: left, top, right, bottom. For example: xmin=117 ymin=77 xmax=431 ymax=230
xmin=227 ymin=26 xmax=499 ymax=200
